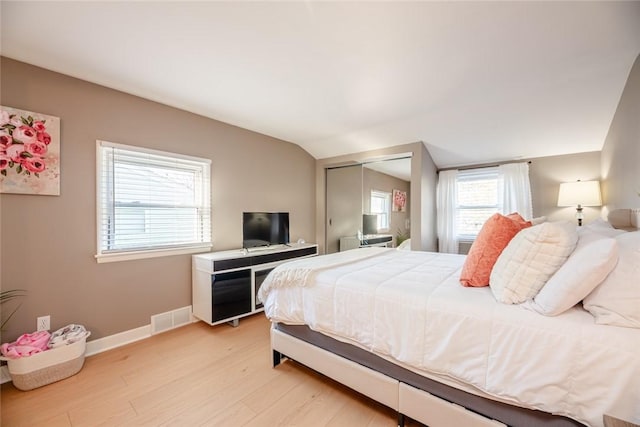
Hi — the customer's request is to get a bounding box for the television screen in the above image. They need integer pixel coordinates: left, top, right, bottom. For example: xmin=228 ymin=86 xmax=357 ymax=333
xmin=363 ymin=214 xmax=378 ymax=235
xmin=242 ymin=212 xmax=290 ymax=248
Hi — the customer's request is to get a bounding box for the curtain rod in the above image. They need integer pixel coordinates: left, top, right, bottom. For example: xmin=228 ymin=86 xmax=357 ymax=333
xmin=441 ymin=160 xmax=531 ymax=172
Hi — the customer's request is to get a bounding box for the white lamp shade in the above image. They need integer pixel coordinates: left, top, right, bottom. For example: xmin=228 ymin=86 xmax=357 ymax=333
xmin=557 ymin=180 xmax=602 ymax=207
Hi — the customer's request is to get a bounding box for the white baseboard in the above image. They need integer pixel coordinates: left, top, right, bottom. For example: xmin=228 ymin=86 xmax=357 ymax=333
xmin=1 ymin=306 xmax=197 ymax=385
xmin=86 ymin=305 xmax=194 ymax=355
xmin=85 ymin=324 xmax=152 ymax=357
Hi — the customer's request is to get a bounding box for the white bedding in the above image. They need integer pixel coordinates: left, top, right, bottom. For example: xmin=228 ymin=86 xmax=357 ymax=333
xmin=259 ymin=248 xmax=640 ymax=427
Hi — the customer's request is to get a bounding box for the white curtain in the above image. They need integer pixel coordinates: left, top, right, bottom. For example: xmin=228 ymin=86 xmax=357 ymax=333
xmin=437 ymin=169 xmax=459 ymax=253
xmin=498 ymin=162 xmax=533 ymax=220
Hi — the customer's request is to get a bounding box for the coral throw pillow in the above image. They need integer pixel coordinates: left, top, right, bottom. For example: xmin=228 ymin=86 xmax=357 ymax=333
xmin=460 ymin=213 xmax=531 ymax=287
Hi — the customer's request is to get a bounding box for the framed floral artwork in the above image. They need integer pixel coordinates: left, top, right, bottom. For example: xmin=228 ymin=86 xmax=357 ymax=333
xmin=0 ymin=106 xmax=60 ymax=195
xmin=393 ymin=189 xmax=407 ymax=212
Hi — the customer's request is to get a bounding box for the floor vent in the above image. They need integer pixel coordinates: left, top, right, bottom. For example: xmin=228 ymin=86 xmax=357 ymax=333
xmin=151 ymin=306 xmax=193 ymax=335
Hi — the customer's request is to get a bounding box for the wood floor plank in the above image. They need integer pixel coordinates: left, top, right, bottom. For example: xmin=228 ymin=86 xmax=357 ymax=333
xmin=241 ymin=366 xmax=347 ymax=427
xmin=31 ymin=412 xmax=72 ymax=427
xmin=1 ymin=314 xmax=419 ymax=427
xmin=196 ymin=400 xmax=257 ymax=427
xmin=67 ymin=396 xmax=137 ymax=427
xmin=129 ymin=340 xmax=267 ymax=416
xmin=240 ymin=361 xmax=308 ymax=415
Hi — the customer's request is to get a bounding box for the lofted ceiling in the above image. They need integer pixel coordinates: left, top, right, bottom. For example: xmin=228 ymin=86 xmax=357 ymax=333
xmin=1 ymin=1 xmax=639 ymax=168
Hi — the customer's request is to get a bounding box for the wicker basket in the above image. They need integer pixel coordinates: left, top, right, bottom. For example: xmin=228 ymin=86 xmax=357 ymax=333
xmin=1 ymin=335 xmax=88 ymax=391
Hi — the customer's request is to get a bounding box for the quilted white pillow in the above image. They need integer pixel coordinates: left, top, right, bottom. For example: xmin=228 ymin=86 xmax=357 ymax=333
xmin=490 ymin=221 xmax=578 ymax=304
xmin=583 ymin=231 xmax=640 ymax=328
xmin=526 ymin=230 xmax=618 ymax=316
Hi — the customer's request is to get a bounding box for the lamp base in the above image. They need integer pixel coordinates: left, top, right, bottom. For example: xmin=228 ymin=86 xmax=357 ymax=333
xmin=576 ymin=205 xmax=584 ymax=227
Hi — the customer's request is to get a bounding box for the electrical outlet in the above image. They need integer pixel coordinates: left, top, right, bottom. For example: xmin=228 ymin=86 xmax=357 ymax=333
xmin=37 ymin=315 xmax=50 ymax=331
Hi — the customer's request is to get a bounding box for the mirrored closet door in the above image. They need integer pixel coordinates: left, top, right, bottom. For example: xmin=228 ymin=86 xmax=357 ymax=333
xmin=325 ymin=164 xmax=363 ymax=254
xmin=325 ymin=157 xmax=411 ymax=254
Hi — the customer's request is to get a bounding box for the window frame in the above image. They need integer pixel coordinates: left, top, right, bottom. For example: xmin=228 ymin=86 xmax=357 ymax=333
xmin=370 ymin=189 xmax=391 ymax=232
xmin=95 ymin=140 xmax=212 ymax=263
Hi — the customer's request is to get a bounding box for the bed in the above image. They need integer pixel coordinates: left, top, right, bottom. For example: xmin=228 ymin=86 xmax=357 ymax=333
xmin=258 ymin=216 xmax=640 ymax=427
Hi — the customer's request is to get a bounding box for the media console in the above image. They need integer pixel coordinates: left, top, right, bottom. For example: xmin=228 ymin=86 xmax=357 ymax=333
xmin=192 ymin=243 xmax=318 ymax=326
xmin=339 ymin=234 xmax=393 ymax=251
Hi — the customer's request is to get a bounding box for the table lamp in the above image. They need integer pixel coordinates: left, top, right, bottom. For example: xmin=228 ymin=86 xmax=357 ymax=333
xmin=557 ymin=180 xmax=602 ymax=226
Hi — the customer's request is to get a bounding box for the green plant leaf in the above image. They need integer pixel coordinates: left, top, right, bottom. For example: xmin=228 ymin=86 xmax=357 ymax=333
xmin=1 ymin=290 xmax=26 ymax=330
xmin=1 ymin=290 xmax=27 ymax=302
xmin=1 ymin=302 xmax=23 ymax=331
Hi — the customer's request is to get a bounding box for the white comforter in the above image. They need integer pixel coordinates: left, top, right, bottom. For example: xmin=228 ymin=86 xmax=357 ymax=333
xmin=259 ymin=248 xmax=640 ymax=427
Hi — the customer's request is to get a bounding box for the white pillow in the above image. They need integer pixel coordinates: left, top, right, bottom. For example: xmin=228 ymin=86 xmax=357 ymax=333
xmin=525 ymin=230 xmax=618 ymax=316
xmin=490 ymin=221 xmax=578 ymax=304
xmin=580 ymin=218 xmax=626 ymax=238
xmin=583 ymin=231 xmax=640 ymax=328
xmin=397 ymin=238 xmax=411 ymax=251
xmin=531 ymin=216 xmax=547 ymax=225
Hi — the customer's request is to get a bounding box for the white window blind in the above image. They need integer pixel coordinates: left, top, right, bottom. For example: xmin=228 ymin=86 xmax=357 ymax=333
xmin=370 ymin=190 xmax=391 ymax=231
xmin=96 ymin=141 xmax=211 ymax=262
xmin=456 ymin=167 xmax=499 ymax=238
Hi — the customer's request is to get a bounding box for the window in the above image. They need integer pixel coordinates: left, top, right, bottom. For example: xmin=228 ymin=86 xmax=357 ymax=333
xmin=370 ymin=190 xmax=391 ymax=231
xmin=96 ymin=141 xmax=211 ymax=263
xmin=456 ymin=168 xmax=499 ymax=239
xmin=437 ymin=163 xmax=532 ymax=253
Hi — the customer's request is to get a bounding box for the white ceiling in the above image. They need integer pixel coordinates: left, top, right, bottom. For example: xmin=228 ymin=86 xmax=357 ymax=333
xmin=1 ymin=1 xmax=639 ymax=168
xmin=364 ymin=157 xmax=412 ymax=182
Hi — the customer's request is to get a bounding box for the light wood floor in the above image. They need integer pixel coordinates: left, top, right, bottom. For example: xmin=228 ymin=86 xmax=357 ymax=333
xmin=1 ymin=315 xmax=422 ymax=426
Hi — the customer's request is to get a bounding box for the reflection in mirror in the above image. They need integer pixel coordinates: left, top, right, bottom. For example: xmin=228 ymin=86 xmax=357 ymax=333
xmin=362 ymin=157 xmax=411 ymax=250
xmin=325 ymin=164 xmax=363 ymax=254
xmin=324 ymin=157 xmax=411 ymax=254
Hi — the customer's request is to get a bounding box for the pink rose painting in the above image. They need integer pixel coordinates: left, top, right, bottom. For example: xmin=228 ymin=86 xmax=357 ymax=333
xmin=392 ymin=189 xmax=407 ymax=212
xmin=0 ymin=106 xmax=60 ymax=195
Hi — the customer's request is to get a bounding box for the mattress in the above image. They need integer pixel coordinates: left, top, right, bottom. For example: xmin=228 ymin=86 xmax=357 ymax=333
xmin=259 ymin=248 xmax=640 ymax=427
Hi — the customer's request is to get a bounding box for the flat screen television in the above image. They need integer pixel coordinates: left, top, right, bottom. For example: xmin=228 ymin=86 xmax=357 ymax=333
xmin=363 ymin=214 xmax=379 ymax=235
xmin=242 ymin=212 xmax=290 ymax=249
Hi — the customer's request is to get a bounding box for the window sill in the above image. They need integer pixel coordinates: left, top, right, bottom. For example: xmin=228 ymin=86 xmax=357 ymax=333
xmin=95 ymin=245 xmax=212 ymax=263
xmin=457 ymin=237 xmax=476 ymax=244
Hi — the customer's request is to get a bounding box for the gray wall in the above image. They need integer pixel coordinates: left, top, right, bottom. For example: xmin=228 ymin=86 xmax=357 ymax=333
xmin=418 ymin=143 xmax=438 ymax=252
xmin=528 ymin=151 xmax=602 ymax=223
xmin=601 ymin=53 xmax=640 ymax=211
xmin=0 ymin=58 xmax=316 ymax=342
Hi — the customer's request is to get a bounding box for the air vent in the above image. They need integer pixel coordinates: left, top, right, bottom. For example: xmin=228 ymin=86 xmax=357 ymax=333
xmin=151 ymin=306 xmax=193 ymax=335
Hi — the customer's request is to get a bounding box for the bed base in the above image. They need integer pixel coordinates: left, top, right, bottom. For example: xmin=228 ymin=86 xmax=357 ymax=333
xmin=271 ymin=324 xmax=584 ymax=427
xmin=272 ymin=327 xmax=505 ymax=427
